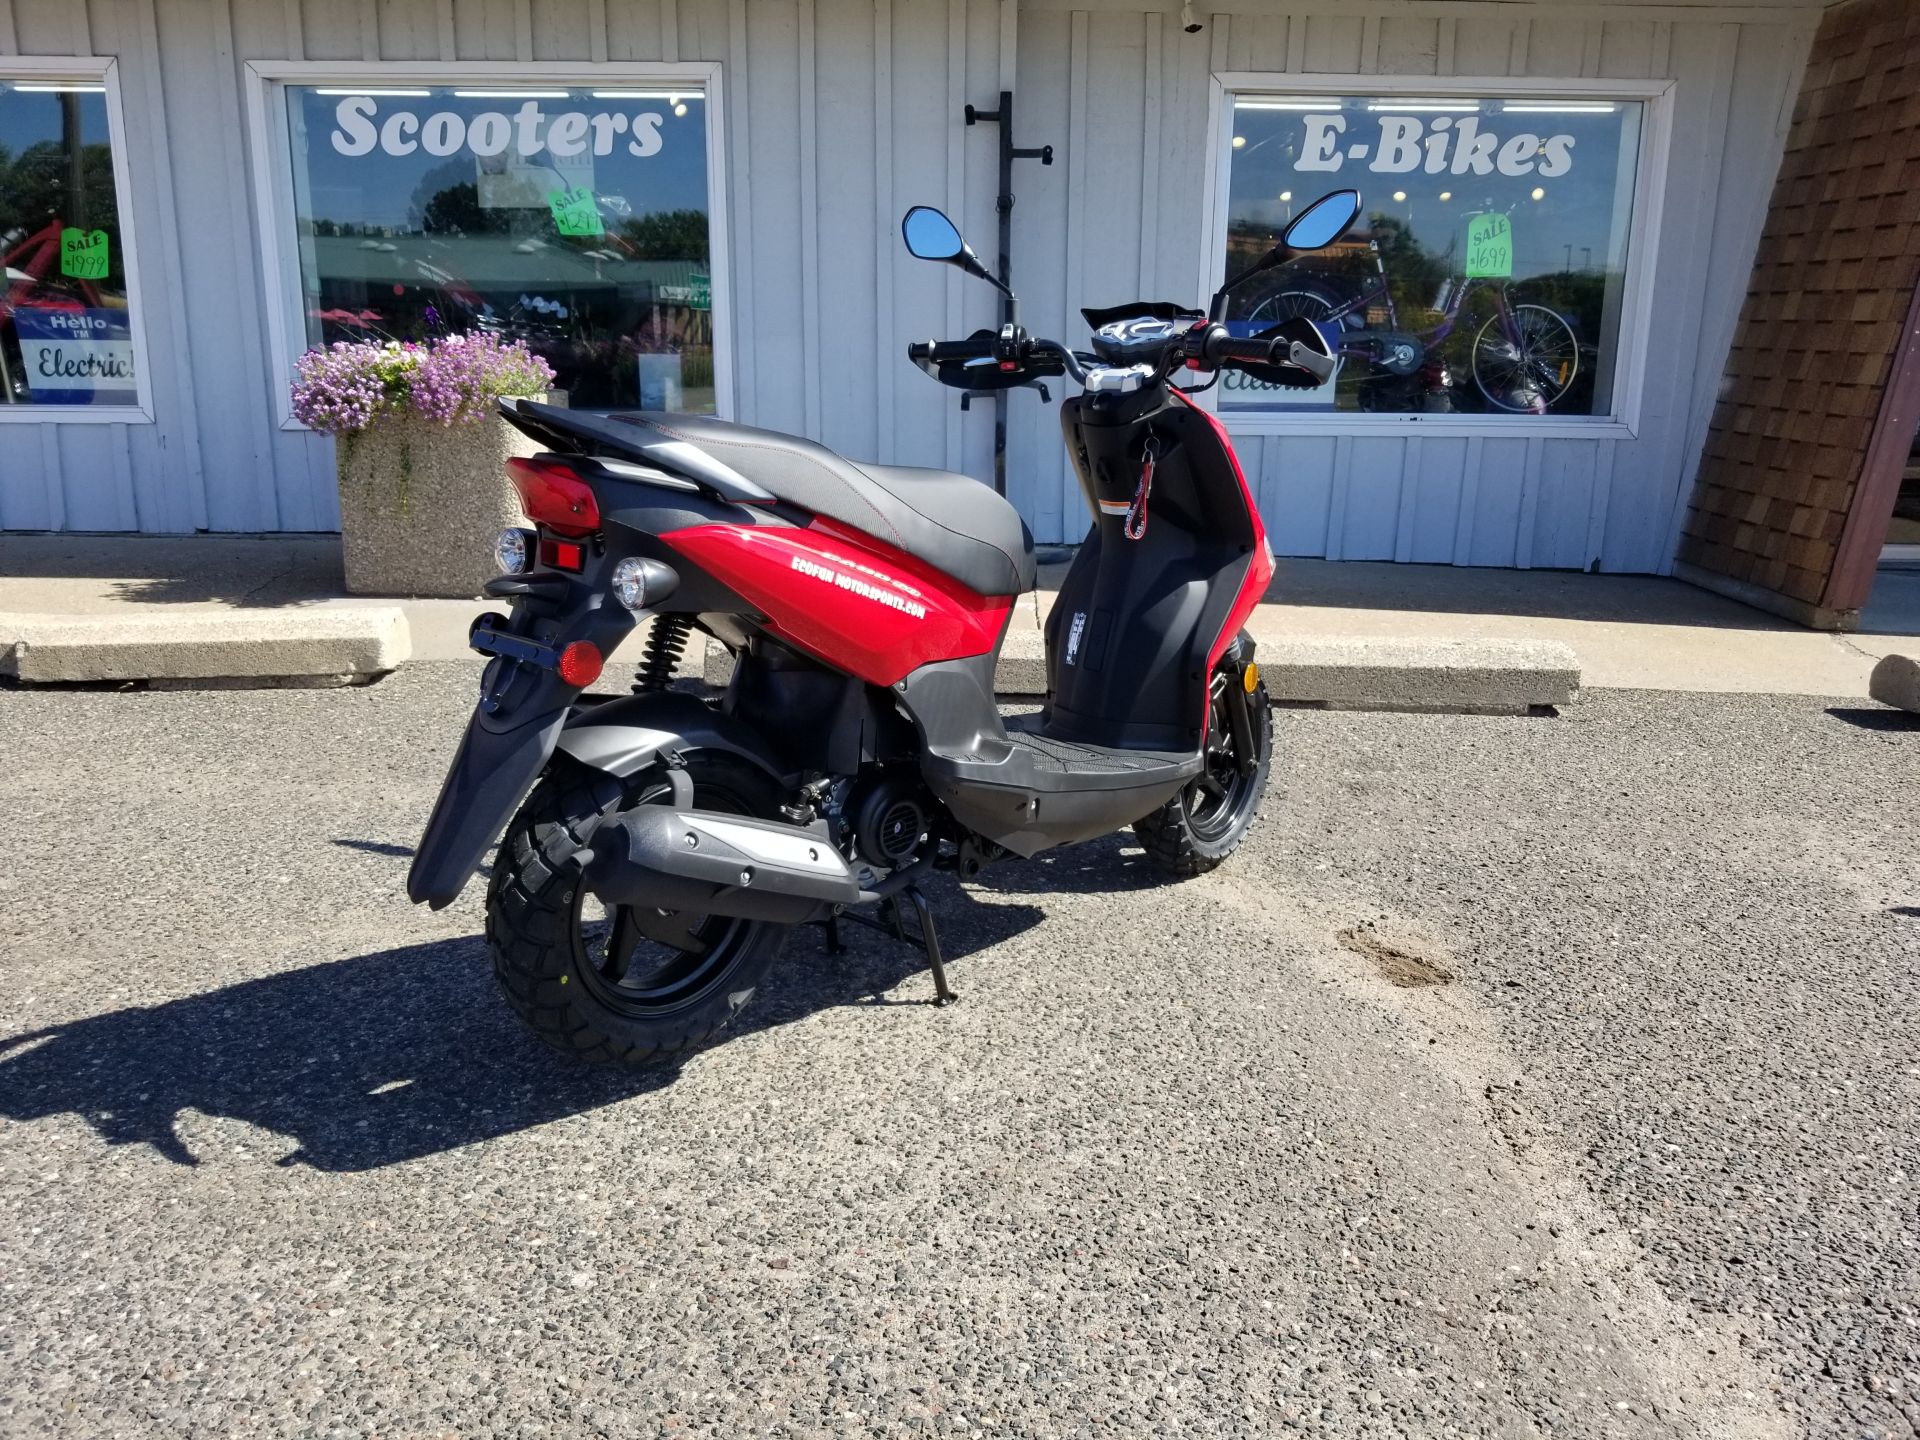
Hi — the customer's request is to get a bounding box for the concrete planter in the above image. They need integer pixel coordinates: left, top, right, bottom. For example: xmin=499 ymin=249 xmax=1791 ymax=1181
xmin=337 ymin=414 xmax=541 ymax=598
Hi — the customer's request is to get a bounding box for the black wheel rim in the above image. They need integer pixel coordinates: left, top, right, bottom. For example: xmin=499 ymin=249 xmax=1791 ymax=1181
xmin=569 ymin=780 xmax=757 ymax=1019
xmin=1185 ymin=674 xmax=1267 ymax=844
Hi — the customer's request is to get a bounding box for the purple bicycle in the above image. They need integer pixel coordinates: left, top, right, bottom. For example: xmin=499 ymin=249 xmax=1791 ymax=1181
xmin=1244 ymin=225 xmax=1581 ymax=415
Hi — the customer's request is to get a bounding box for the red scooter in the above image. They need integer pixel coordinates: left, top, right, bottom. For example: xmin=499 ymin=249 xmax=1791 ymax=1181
xmin=408 ymin=190 xmax=1356 ymax=1067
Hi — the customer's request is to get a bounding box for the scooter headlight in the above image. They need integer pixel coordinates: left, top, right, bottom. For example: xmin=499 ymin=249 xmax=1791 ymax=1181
xmin=493 ymin=527 xmax=535 ymax=575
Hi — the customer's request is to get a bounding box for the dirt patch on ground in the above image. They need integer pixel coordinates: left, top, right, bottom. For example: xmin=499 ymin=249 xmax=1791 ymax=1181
xmin=1335 ymin=925 xmax=1455 ymax=988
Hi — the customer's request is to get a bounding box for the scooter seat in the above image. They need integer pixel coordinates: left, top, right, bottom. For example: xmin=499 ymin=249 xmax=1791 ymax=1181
xmin=601 ymin=412 xmax=1036 ymax=598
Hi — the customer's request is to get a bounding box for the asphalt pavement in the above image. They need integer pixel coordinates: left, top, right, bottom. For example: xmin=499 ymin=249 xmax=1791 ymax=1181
xmin=0 ymin=667 xmax=1914 ymax=1438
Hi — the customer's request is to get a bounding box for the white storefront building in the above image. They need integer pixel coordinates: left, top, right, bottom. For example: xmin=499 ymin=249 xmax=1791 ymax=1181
xmin=0 ymin=0 xmax=1818 ymax=569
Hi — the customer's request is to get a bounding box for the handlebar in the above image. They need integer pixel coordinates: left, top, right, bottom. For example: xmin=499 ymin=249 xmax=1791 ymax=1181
xmin=909 ymin=319 xmax=1334 ymax=393
xmin=907 ymin=338 xmax=992 ymax=365
xmin=1195 ymin=328 xmax=1338 ymax=383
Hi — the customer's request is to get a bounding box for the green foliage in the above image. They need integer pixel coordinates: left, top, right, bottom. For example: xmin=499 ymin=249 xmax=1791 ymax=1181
xmin=619 ymin=209 xmax=709 ymax=261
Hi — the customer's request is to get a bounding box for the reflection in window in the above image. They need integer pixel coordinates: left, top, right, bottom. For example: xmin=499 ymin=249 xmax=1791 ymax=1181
xmin=1221 ymin=95 xmax=1642 ymax=419
xmin=285 ymin=84 xmax=715 ymax=412
xmin=0 ymin=78 xmax=138 ymax=408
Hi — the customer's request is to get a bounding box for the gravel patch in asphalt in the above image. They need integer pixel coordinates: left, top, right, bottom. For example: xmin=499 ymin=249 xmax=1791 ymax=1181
xmin=0 ymin=667 xmax=1913 ymax=1437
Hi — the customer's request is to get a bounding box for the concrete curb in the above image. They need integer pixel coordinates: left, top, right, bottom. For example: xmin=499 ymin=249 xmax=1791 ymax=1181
xmin=1249 ymin=635 xmax=1580 ymax=711
xmin=0 ymin=608 xmax=411 ymax=687
xmin=706 ymin=633 xmax=1579 ymax=712
xmin=1867 ymin=653 xmax=1920 ymax=713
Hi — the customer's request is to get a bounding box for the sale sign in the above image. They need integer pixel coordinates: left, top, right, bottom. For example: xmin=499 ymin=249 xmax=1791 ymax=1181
xmin=59 ymin=228 xmax=111 ymax=280
xmin=1465 ymin=213 xmax=1514 ymax=278
xmin=547 ymin=186 xmax=604 ymax=237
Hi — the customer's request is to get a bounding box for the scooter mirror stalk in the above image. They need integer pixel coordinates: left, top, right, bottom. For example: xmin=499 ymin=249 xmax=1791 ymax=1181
xmin=901 ymin=204 xmax=1020 ymax=320
xmin=1205 ymin=187 xmax=1363 ymax=322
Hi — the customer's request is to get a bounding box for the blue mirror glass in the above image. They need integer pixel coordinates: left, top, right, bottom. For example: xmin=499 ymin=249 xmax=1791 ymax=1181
xmin=1282 ymin=189 xmax=1362 ymax=251
xmin=902 ymin=206 xmax=966 ymax=261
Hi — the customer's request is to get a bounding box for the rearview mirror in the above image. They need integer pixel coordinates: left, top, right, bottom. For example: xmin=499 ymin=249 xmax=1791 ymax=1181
xmin=1207 ymin=187 xmax=1365 ymax=320
xmin=902 ymin=206 xmax=966 ymax=261
xmin=899 ymin=205 xmax=1018 ymax=312
xmin=1281 ymin=188 xmax=1361 ymax=252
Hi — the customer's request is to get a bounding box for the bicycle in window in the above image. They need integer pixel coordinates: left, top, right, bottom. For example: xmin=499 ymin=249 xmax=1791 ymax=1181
xmin=1242 ymin=216 xmax=1582 ymax=415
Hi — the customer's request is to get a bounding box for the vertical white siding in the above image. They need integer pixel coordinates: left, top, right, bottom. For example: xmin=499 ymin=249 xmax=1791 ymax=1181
xmin=3 ymin=0 xmax=1814 ymax=570
xmin=1009 ymin=1 xmax=1815 ymax=563
xmin=3 ymin=0 xmax=1005 ymax=533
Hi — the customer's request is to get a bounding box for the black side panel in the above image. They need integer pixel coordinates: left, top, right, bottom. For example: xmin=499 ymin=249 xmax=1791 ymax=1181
xmin=1044 ymin=397 xmax=1257 ymax=752
xmin=556 ymin=689 xmax=796 ymax=784
xmin=722 ymin=635 xmax=916 ymax=776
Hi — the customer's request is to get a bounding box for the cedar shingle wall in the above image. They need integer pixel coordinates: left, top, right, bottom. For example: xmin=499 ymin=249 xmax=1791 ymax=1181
xmin=1676 ymin=0 xmax=1920 ymax=606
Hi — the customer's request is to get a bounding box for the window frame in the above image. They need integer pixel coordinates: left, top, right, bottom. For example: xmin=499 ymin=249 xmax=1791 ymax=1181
xmin=0 ymin=55 xmax=156 ymax=425
xmin=1200 ymin=72 xmax=1675 ymax=439
xmin=242 ymin=58 xmax=733 ymax=432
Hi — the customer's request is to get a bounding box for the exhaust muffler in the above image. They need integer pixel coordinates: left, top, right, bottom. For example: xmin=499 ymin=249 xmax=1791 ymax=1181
xmin=579 ymin=806 xmax=860 ymax=924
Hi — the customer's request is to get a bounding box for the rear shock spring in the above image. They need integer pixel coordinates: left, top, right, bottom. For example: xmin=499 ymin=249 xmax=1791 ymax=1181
xmin=632 ymin=614 xmax=694 ymax=694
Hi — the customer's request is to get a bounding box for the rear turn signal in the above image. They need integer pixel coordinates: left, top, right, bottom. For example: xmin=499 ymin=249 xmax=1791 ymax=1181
xmin=506 ymin=457 xmax=600 ymax=537
xmin=556 ymin=640 xmax=604 ymax=688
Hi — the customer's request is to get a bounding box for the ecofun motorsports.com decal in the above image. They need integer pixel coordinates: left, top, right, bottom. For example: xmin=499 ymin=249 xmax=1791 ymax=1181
xmin=788 ymin=555 xmax=929 ymax=622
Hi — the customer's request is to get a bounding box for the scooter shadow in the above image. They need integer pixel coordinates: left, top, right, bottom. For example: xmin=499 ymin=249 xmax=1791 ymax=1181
xmin=970 ymin=829 xmax=1166 ymax=897
xmin=0 ymin=878 xmax=1042 ymax=1174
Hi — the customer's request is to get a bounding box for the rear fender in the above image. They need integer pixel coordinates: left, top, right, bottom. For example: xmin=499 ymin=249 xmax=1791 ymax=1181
xmin=556 ymin=690 xmax=796 ymax=785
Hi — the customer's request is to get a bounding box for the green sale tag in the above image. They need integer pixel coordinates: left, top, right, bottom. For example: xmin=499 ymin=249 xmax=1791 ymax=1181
xmin=60 ymin=227 xmax=111 ymax=280
xmin=547 ymin=187 xmax=603 ymax=238
xmin=1465 ymin=213 xmax=1513 ymax=279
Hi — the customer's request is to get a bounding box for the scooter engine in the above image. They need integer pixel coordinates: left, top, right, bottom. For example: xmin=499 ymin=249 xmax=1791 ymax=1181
xmin=848 ymin=773 xmax=932 ymax=870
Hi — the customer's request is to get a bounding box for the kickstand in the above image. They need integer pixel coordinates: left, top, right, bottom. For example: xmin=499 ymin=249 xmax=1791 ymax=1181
xmin=842 ymin=886 xmax=959 ymax=1006
xmin=818 ymin=912 xmax=845 ymax=955
xmin=902 ymin=885 xmax=959 ymax=1007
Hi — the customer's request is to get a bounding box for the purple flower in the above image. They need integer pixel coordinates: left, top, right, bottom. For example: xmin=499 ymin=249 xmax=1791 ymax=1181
xmin=289 ymin=332 xmax=553 ymax=435
xmin=410 ymin=332 xmax=555 ymax=426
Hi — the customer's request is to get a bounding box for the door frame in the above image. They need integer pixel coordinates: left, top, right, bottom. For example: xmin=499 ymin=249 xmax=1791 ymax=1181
xmin=1825 ymin=277 xmax=1920 ymax=612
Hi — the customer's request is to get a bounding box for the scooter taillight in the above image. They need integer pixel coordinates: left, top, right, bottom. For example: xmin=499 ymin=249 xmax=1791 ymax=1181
xmin=506 ymin=457 xmax=600 ymax=538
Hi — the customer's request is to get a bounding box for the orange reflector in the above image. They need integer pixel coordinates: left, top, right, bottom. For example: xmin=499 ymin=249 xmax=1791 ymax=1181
xmin=556 ymin=640 xmax=604 ymax=688
xmin=1242 ymin=663 xmax=1260 ymax=694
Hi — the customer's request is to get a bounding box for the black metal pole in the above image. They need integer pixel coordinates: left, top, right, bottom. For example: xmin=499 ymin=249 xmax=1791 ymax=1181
xmin=992 ymin=90 xmax=1014 ymax=498
xmin=964 ymin=90 xmax=1051 ymax=498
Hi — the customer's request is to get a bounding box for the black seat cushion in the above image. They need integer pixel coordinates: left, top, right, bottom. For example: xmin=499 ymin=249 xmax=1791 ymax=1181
xmin=606 ymin=412 xmax=1036 ymax=597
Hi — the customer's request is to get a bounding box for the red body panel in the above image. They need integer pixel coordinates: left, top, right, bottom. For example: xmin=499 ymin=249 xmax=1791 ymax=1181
xmin=1171 ymin=391 xmax=1275 ymax=723
xmin=661 ymin=521 xmax=1015 ymax=688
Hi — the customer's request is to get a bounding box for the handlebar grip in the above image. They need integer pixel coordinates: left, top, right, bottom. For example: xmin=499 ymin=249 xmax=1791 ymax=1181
xmin=1206 ymin=335 xmax=1279 ymax=366
xmin=911 ymin=338 xmax=995 ymax=364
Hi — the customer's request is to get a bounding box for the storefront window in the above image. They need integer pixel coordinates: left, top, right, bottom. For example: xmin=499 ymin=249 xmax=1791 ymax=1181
xmin=284 ymin=82 xmax=714 ymax=412
xmin=1220 ymin=93 xmax=1643 ymax=420
xmin=0 ymin=76 xmax=139 ymax=409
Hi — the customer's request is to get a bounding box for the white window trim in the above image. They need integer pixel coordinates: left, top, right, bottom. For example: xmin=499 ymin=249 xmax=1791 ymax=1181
xmin=1199 ymin=72 xmax=1675 ymax=440
xmin=241 ymin=59 xmax=733 ymax=432
xmin=0 ymin=55 xmax=156 ymax=425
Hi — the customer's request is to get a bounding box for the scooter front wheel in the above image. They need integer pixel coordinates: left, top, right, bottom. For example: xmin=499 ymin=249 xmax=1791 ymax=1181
xmin=1132 ymin=671 xmax=1273 ymax=878
xmin=485 ymin=754 xmax=790 ymax=1068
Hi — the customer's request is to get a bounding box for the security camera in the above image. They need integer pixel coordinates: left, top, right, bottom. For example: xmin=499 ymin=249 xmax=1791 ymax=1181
xmin=1181 ymin=1 xmax=1203 ymax=33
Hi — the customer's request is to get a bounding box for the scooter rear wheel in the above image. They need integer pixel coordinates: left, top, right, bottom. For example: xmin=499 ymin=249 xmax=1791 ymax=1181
xmin=485 ymin=755 xmax=789 ymax=1068
xmin=1132 ymin=672 xmax=1273 ymax=877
